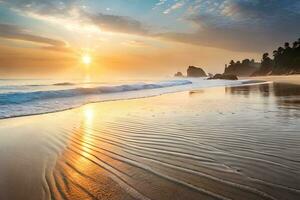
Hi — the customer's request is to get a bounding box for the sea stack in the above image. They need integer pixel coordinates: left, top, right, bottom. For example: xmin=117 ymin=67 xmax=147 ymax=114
xmin=174 ymin=72 xmax=183 ymax=77
xmin=187 ymin=66 xmax=207 ymax=77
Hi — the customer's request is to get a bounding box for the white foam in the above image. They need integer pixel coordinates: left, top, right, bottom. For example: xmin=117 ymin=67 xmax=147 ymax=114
xmin=0 ymin=78 xmax=252 ymax=119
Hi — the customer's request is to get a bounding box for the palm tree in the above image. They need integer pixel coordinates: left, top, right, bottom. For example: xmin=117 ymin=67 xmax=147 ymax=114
xmin=277 ymin=47 xmax=284 ymax=55
xmin=262 ymin=53 xmax=269 ymax=60
xmin=297 ymin=38 xmax=300 ymax=48
xmin=273 ymin=50 xmax=278 ymax=58
xmin=293 ymin=41 xmax=298 ymax=49
xmin=284 ymin=42 xmax=290 ymax=49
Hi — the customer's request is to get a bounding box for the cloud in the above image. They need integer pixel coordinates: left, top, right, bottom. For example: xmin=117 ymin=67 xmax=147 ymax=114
xmin=86 ymin=12 xmax=149 ymax=35
xmin=0 ymin=0 xmax=77 ymax=15
xmin=153 ymin=0 xmax=168 ymax=10
xmin=163 ymin=1 xmax=185 ymax=14
xmin=1 ymin=0 xmax=299 ymax=53
xmin=121 ymin=39 xmax=148 ymax=47
xmin=156 ymin=0 xmax=167 ymax=7
xmin=0 ymin=0 xmax=150 ymax=36
xmin=0 ymin=23 xmax=67 ymax=47
xmin=158 ymin=0 xmax=300 ymax=52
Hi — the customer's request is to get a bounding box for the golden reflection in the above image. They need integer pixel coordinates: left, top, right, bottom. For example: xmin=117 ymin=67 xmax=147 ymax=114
xmin=82 ymin=105 xmax=95 ymax=146
xmin=57 ymin=105 xmax=98 ymax=185
xmin=76 ymin=105 xmax=96 ymax=166
xmin=84 ymin=106 xmax=94 ymax=126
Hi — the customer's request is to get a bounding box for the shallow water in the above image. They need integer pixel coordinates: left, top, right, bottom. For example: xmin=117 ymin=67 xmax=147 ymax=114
xmin=0 ymin=78 xmax=252 ymax=119
xmin=0 ymin=82 xmax=299 ymax=200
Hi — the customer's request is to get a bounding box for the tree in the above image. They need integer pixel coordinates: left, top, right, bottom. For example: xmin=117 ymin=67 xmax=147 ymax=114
xmin=262 ymin=53 xmax=269 ymax=60
xmin=260 ymin=53 xmax=273 ymax=74
xmin=231 ymin=38 xmax=300 ymax=76
xmin=242 ymin=59 xmax=250 ymax=65
xmin=277 ymin=47 xmax=284 ymax=54
xmin=293 ymin=41 xmax=298 ymax=49
xmin=225 ymin=58 xmax=257 ymax=76
xmin=273 ymin=50 xmax=278 ymax=58
xmin=284 ymin=42 xmax=290 ymax=49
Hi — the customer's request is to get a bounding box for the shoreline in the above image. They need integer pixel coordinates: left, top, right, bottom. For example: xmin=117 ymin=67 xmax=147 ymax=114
xmin=0 ymin=78 xmax=299 ymax=200
xmin=1 ymin=74 xmax=299 ymax=121
xmin=0 ymin=78 xmax=266 ymax=121
xmin=248 ymin=74 xmax=300 ymax=85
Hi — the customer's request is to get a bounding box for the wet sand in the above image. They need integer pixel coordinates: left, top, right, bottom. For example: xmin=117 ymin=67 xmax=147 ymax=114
xmin=0 ymin=77 xmax=300 ymax=200
xmin=250 ymin=74 xmax=300 ymax=85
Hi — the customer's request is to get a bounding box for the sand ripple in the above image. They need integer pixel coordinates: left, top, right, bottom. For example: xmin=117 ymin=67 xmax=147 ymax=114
xmin=0 ymin=83 xmax=299 ymax=200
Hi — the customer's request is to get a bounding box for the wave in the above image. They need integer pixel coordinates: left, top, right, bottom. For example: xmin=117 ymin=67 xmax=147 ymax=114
xmin=52 ymin=82 xmax=76 ymax=86
xmin=0 ymin=80 xmax=192 ymax=105
xmin=0 ymin=79 xmax=264 ymax=119
xmin=0 ymin=82 xmax=76 ymax=89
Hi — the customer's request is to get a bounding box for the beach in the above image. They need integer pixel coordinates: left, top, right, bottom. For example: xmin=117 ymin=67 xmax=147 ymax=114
xmin=0 ymin=76 xmax=300 ymax=200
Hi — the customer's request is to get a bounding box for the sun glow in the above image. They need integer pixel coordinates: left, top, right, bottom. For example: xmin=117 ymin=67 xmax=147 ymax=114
xmin=82 ymin=54 xmax=92 ymax=65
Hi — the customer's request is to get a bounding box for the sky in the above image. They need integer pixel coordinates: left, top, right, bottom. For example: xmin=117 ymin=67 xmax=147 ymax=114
xmin=0 ymin=0 xmax=299 ymax=79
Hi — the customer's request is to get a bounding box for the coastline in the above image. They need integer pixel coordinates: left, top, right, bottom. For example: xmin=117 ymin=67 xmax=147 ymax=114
xmin=0 ymin=76 xmax=300 ymax=200
xmin=2 ymin=75 xmax=299 ymax=121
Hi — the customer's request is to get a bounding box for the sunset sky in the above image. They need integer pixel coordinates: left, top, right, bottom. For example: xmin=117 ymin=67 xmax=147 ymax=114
xmin=0 ymin=0 xmax=299 ymax=78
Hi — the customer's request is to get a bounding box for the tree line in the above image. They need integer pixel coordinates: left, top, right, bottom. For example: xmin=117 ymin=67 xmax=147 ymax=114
xmin=224 ymin=59 xmax=259 ymax=76
xmin=254 ymin=38 xmax=300 ymax=75
xmin=224 ymin=38 xmax=300 ymax=76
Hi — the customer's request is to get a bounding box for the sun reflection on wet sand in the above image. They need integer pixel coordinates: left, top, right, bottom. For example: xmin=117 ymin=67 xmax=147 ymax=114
xmin=80 ymin=105 xmax=95 ymax=157
xmin=84 ymin=105 xmax=94 ymax=127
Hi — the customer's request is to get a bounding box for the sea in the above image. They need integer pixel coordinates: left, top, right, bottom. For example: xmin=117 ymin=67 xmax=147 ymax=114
xmin=0 ymin=78 xmax=254 ymax=119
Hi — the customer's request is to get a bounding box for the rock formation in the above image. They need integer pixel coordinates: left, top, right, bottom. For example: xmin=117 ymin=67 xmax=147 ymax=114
xmin=208 ymin=74 xmax=238 ymax=80
xmin=174 ymin=72 xmax=183 ymax=77
xmin=187 ymin=66 xmax=207 ymax=77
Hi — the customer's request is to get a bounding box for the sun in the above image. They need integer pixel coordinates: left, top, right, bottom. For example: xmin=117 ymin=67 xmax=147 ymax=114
xmin=82 ymin=54 xmax=92 ymax=65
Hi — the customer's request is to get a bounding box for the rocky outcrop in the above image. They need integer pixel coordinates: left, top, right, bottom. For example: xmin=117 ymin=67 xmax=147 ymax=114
xmin=174 ymin=72 xmax=183 ymax=77
xmin=208 ymin=73 xmax=213 ymax=78
xmin=187 ymin=66 xmax=207 ymax=77
xmin=208 ymin=74 xmax=238 ymax=80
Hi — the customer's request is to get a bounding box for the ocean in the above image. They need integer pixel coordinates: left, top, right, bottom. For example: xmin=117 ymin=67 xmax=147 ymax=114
xmin=0 ymin=78 xmax=253 ymax=119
